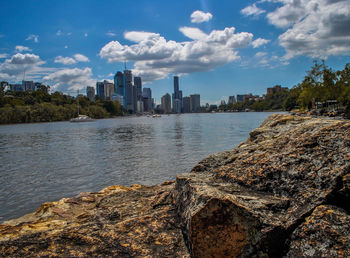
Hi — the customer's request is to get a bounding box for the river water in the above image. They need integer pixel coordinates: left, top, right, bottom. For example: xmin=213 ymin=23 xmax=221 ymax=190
xmin=0 ymin=112 xmax=279 ymax=222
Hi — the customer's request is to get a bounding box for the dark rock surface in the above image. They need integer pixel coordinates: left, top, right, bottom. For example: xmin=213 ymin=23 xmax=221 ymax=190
xmin=1 ymin=114 xmax=350 ymax=257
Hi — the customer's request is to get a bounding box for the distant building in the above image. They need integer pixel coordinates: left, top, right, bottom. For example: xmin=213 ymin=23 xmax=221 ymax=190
xmin=172 ymin=76 xmax=182 ymax=113
xmin=182 ymin=96 xmax=191 ymax=113
xmin=86 ymin=86 xmax=95 ymax=101
xmin=228 ymin=96 xmax=236 ymax=104
xmin=161 ymin=93 xmax=172 ymax=113
xmin=111 ymin=93 xmax=124 ymax=105
xmin=134 ymin=77 xmax=142 ymax=101
xmin=190 ymin=94 xmax=200 ymax=112
xmin=10 ymin=84 xmax=23 ymax=91
xmin=103 ymin=80 xmax=115 ymax=100
xmin=237 ymin=94 xmax=252 ymax=103
xmin=114 ymin=71 xmax=126 ymax=108
xmin=22 ymin=80 xmax=35 ymax=91
xmin=267 ymin=85 xmax=288 ymax=95
xmin=142 ymin=88 xmax=152 ymax=112
xmin=124 ymin=70 xmax=134 ymax=112
xmin=96 ymin=82 xmax=105 ymax=100
xmin=220 ymin=100 xmax=226 ymax=106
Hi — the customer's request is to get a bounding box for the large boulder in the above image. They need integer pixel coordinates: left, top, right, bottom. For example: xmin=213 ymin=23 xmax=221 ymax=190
xmin=175 ymin=114 xmax=350 ymax=257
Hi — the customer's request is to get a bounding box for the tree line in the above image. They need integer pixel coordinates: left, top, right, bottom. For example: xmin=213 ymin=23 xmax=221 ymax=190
xmin=0 ymin=86 xmax=123 ymax=124
xmin=217 ymin=61 xmax=350 ymax=116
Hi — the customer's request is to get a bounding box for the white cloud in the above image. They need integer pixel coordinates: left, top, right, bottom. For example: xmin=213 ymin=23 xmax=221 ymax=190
xmin=25 ymin=34 xmax=39 ymax=43
xmin=54 ymin=54 xmax=89 ymax=65
xmin=106 ymin=32 xmax=117 ymax=37
xmin=73 ymin=54 xmax=89 ymax=62
xmin=84 ymin=33 xmax=88 ymax=37
xmin=0 ymin=54 xmax=8 ymax=59
xmin=264 ymin=0 xmax=350 ymax=58
xmin=252 ymin=38 xmax=270 ymax=48
xmin=64 ymin=45 xmax=68 ymax=49
xmin=241 ymin=4 xmax=266 ymax=16
xmin=100 ymin=27 xmax=253 ymax=83
xmin=54 ymin=56 xmax=77 ymax=65
xmin=56 ymin=30 xmax=63 ymax=36
xmin=15 ymin=45 xmax=32 ymax=52
xmin=124 ymin=31 xmax=160 ymax=42
xmin=0 ymin=53 xmax=46 ymax=81
xmin=179 ymin=27 xmax=207 ymax=40
xmin=191 ymin=10 xmax=213 ymax=23
xmin=43 ymin=67 xmax=94 ymax=92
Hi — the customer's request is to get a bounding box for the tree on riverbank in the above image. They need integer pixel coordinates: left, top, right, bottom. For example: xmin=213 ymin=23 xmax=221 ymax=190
xmin=0 ymin=88 xmax=123 ymax=124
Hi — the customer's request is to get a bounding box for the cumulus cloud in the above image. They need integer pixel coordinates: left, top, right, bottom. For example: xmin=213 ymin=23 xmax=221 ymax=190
xmin=54 ymin=54 xmax=90 ymax=65
xmin=252 ymin=38 xmax=270 ymax=48
xmin=73 ymin=54 xmax=89 ymax=62
xmin=100 ymin=27 xmax=254 ymax=83
xmin=15 ymin=45 xmax=32 ymax=52
xmin=54 ymin=56 xmax=77 ymax=65
xmin=190 ymin=10 xmax=213 ymax=23
xmin=124 ymin=31 xmax=160 ymax=42
xmin=43 ymin=67 xmax=95 ymax=91
xmin=0 ymin=53 xmax=46 ymax=81
xmin=179 ymin=27 xmax=207 ymax=40
xmin=241 ymin=4 xmax=266 ymax=16
xmin=25 ymin=34 xmax=39 ymax=43
xmin=257 ymin=0 xmax=350 ymax=59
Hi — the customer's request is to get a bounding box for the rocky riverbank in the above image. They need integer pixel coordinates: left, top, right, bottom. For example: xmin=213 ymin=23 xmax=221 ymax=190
xmin=1 ymin=114 xmax=349 ymax=257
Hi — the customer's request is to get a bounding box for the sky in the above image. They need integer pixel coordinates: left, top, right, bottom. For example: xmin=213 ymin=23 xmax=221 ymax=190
xmin=1 ymin=0 xmax=350 ymax=105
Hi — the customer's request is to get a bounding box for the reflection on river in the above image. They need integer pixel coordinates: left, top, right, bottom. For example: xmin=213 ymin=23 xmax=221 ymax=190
xmin=0 ymin=112 xmax=280 ymax=222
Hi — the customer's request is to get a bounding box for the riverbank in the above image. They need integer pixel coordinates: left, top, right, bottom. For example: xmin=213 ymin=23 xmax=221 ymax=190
xmin=1 ymin=114 xmax=349 ymax=256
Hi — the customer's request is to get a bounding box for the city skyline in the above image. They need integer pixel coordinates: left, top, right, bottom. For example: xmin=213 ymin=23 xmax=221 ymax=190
xmin=0 ymin=0 xmax=349 ymax=105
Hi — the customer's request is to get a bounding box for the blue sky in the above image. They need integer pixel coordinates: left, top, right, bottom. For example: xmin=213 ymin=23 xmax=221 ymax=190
xmin=1 ymin=0 xmax=350 ymax=104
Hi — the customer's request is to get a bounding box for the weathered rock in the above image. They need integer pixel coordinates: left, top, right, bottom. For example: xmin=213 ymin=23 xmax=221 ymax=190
xmin=175 ymin=114 xmax=350 ymax=257
xmin=286 ymin=205 xmax=350 ymax=257
xmin=0 ymin=182 xmax=189 ymax=257
xmin=1 ymin=114 xmax=350 ymax=257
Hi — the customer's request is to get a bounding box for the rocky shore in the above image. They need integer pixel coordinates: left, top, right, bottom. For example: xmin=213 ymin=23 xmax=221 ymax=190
xmin=1 ymin=114 xmax=349 ymax=257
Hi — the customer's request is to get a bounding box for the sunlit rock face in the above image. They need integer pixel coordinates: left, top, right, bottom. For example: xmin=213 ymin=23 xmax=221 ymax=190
xmin=1 ymin=114 xmax=350 ymax=257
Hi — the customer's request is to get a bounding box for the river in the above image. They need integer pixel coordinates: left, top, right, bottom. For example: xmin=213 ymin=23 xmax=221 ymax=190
xmin=0 ymin=112 xmax=280 ymax=222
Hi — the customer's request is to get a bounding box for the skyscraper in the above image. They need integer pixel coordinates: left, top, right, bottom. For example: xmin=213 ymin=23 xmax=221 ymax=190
xmin=96 ymin=82 xmax=105 ymax=100
xmin=142 ymin=88 xmax=152 ymax=112
xmin=86 ymin=86 xmax=95 ymax=101
xmin=161 ymin=93 xmax=172 ymax=114
xmin=124 ymin=70 xmax=134 ymax=112
xmin=172 ymin=76 xmax=182 ymax=113
xmin=190 ymin=94 xmax=200 ymax=112
xmin=103 ymin=80 xmax=114 ymax=100
xmin=182 ymin=96 xmax=191 ymax=113
xmin=134 ymin=77 xmax=142 ymax=101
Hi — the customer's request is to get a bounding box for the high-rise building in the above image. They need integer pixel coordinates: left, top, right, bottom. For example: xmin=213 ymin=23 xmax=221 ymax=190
xmin=124 ymin=70 xmax=134 ymax=112
xmin=172 ymin=76 xmax=182 ymax=113
xmin=182 ymin=96 xmax=191 ymax=113
xmin=190 ymin=94 xmax=200 ymax=112
xmin=142 ymin=88 xmax=152 ymax=112
xmin=134 ymin=77 xmax=142 ymax=101
xmin=86 ymin=86 xmax=95 ymax=101
xmin=96 ymin=82 xmax=105 ymax=100
xmin=103 ymin=80 xmax=115 ymax=100
xmin=228 ymin=96 xmax=236 ymax=104
xmin=161 ymin=93 xmax=172 ymax=114
xmin=114 ymin=71 xmax=126 ymax=108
